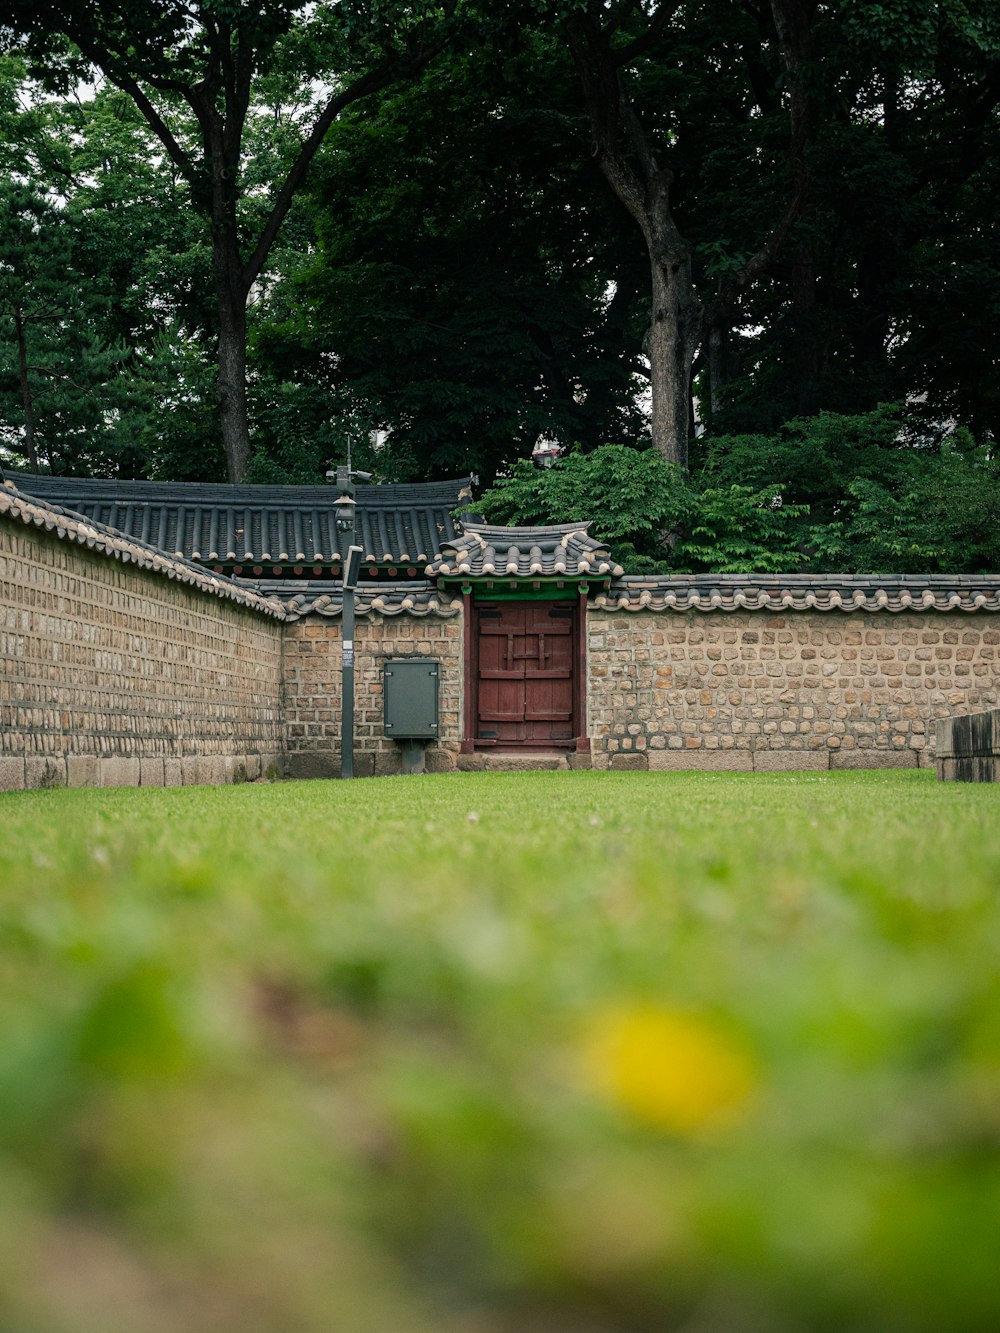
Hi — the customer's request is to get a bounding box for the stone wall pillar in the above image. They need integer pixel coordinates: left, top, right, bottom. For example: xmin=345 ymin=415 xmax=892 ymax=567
xmin=936 ymin=708 xmax=1000 ymax=781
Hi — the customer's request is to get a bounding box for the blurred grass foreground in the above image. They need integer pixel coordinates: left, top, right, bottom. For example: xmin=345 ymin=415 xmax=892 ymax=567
xmin=1 ymin=770 xmax=999 ymax=1333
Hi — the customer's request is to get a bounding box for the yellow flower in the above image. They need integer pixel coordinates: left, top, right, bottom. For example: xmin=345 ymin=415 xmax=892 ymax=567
xmin=580 ymin=1003 xmax=756 ymax=1135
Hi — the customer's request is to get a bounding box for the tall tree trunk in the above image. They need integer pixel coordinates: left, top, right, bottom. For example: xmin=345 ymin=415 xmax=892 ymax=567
xmin=566 ymin=1 xmax=813 ymax=472
xmin=199 ymin=76 xmax=253 ymax=486
xmin=647 ymin=233 xmax=701 ymax=471
xmin=213 ymin=249 xmax=250 ymax=484
xmin=59 ymin=8 xmax=457 ymax=485
xmin=566 ymin=12 xmax=699 ymax=471
xmin=13 ymin=304 xmax=38 ymax=470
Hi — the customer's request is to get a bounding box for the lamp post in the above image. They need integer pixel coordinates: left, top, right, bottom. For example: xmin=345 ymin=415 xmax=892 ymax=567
xmin=331 ymin=464 xmax=368 ymax=779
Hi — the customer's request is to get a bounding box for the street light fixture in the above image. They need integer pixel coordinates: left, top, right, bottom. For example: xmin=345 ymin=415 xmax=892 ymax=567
xmin=328 ymin=463 xmax=370 ymax=779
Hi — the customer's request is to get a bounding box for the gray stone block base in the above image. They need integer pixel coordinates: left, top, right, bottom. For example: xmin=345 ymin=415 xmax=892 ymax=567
xmin=937 ymin=708 xmax=1000 ymax=781
xmin=752 ymin=750 xmax=828 ymax=772
xmin=830 ymin=748 xmax=918 ymax=770
xmin=140 ymin=758 xmax=165 ymax=787
xmin=26 ymin=757 xmax=67 ymax=788
xmin=425 ymin=746 xmax=459 ymax=773
xmin=457 ymin=751 xmax=571 ymax=772
xmin=285 ymin=750 xmax=340 ymax=780
xmin=648 ymin=749 xmax=753 ymax=772
xmin=0 ymin=752 xmax=282 ymax=791
xmin=67 ymin=755 xmax=101 ymax=787
xmin=609 ymin=753 xmax=648 ymax=771
xmin=0 ymin=757 xmax=26 ymax=791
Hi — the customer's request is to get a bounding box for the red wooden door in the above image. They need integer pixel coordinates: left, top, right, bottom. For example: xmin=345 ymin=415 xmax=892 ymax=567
xmin=475 ymin=601 xmax=576 ymax=744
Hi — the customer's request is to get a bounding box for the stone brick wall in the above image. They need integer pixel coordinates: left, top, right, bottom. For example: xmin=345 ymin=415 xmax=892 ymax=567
xmin=586 ymin=611 xmax=1000 ymax=771
xmin=1 ymin=521 xmax=284 ymax=790
xmin=8 ymin=499 xmax=999 ymax=788
xmin=283 ymin=611 xmax=464 ymax=778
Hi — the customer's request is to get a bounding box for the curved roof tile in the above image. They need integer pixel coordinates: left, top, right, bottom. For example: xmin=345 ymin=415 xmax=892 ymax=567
xmin=244 ymin=580 xmax=461 ymax=621
xmin=427 ymin=522 xmax=623 ymax=581
xmin=593 ymin=574 xmax=1000 ymax=614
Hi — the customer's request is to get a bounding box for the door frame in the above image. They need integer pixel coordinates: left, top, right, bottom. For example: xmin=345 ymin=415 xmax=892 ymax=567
xmin=461 ymin=591 xmax=589 ymax=753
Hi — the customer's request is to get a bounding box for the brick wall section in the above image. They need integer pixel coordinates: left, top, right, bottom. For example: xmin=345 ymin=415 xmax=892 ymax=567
xmin=283 ymin=612 xmax=464 ymax=778
xmin=1 ymin=522 xmax=284 ymax=790
xmin=8 ymin=501 xmax=1000 ymax=787
xmin=587 ymin=611 xmax=1000 ymax=771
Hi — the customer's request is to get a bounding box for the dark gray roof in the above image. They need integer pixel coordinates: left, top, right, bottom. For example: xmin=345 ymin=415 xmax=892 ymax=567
xmin=1 ymin=478 xmax=285 ymax=618
xmin=427 ymin=522 xmax=623 ymax=582
xmin=594 ymin=573 xmax=1000 ymax=614
xmin=10 ymin=472 xmax=474 ymax=568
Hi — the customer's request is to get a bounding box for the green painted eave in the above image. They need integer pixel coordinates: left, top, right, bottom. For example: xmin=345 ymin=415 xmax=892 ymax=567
xmin=435 ymin=576 xmax=610 ymax=599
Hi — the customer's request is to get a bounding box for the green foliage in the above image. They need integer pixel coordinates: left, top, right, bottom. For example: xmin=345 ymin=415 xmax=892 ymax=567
xmin=1 ymin=772 xmax=1000 ymax=1331
xmin=0 ymin=0 xmax=998 ymax=515
xmin=696 ymin=405 xmax=910 ymax=522
xmin=474 ymin=445 xmax=686 ymax=565
xmin=476 ymin=445 xmax=827 ymax=573
xmin=261 ymin=35 xmax=648 ymax=483
xmin=835 ymin=435 xmax=1000 ymax=572
xmin=696 ymin=409 xmax=1000 ymax=572
xmin=476 ymin=408 xmax=1000 ymax=574
xmin=675 ymin=484 xmax=814 ymax=574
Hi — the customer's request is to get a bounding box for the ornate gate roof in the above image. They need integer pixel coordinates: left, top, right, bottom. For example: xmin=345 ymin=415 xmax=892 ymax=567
xmin=427 ymin=523 xmax=623 ymax=585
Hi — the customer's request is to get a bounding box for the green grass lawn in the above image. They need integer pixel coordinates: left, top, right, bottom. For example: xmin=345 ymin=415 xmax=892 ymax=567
xmin=1 ymin=770 xmax=999 ymax=1333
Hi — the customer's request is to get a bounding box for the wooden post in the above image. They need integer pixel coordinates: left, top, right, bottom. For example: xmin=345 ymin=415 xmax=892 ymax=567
xmin=574 ymin=590 xmax=589 ymax=753
xmin=461 ymin=589 xmax=475 ymax=753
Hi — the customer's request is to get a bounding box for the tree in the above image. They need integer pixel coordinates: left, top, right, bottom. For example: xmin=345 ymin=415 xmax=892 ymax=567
xmin=476 ymin=412 xmax=1000 ymax=574
xmin=0 ymin=57 xmax=209 ymax=475
xmin=473 ymin=443 xmax=823 ymax=572
xmin=2 ymin=1 xmax=459 ymax=482
xmin=0 ymin=185 xmax=60 ymax=468
xmin=559 ymin=0 xmax=815 ymax=470
xmin=694 ymin=0 xmax=1000 ymax=440
xmin=256 ymin=33 xmax=651 ymax=483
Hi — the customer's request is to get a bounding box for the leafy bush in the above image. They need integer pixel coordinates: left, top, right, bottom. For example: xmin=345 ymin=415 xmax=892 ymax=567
xmin=834 ymin=435 xmax=1000 ymax=572
xmin=473 ymin=445 xmax=686 ymax=571
xmin=475 ymin=446 xmax=825 ymax=573
xmin=474 ymin=412 xmax=1000 ymax=573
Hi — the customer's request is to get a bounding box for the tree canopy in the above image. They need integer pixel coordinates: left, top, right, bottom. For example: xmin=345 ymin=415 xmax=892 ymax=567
xmin=2 ymin=0 xmax=461 ymax=480
xmin=0 ymin=1 xmax=997 ymax=568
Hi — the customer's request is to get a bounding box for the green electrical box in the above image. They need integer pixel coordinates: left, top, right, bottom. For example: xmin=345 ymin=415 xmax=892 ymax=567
xmin=383 ymin=658 xmax=440 ymax=739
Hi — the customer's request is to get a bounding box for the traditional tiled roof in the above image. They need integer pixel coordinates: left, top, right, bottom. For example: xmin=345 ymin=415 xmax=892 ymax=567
xmin=244 ymin=579 xmax=461 ymax=621
xmin=10 ymin=472 xmax=474 ymax=570
xmin=427 ymin=522 xmax=623 ymax=582
xmin=8 ymin=469 xmax=999 ymax=617
xmin=593 ymin=573 xmax=1000 ymax=613
xmin=1 ymin=477 xmax=286 ymax=618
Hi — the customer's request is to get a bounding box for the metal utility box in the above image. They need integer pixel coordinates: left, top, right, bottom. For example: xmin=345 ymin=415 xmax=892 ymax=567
xmin=383 ymin=658 xmax=440 ymax=739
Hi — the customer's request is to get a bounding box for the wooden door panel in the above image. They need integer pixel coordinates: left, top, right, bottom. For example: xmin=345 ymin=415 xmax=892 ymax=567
xmin=479 ymin=614 xmax=522 ymax=681
xmin=475 ymin=599 xmax=577 ymax=746
xmin=523 ymin=603 xmax=574 ymax=733
xmin=524 ymin=683 xmax=573 ymax=721
xmin=478 ymin=686 xmax=525 ymax=721
xmin=478 ymin=604 xmax=527 ymax=681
